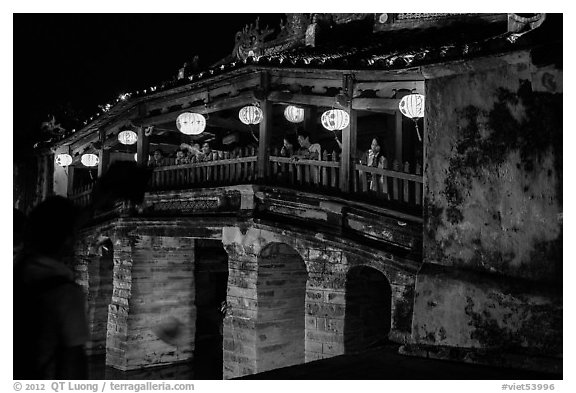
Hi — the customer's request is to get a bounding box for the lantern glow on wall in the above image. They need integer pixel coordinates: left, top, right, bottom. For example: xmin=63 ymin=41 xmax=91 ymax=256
xmin=284 ymin=105 xmax=304 ymax=123
xmin=239 ymin=105 xmax=263 ymax=125
xmin=118 ymin=130 xmax=138 ymax=145
xmin=176 ymin=112 xmax=206 ymax=135
xmin=399 ymin=93 xmax=425 ymax=142
xmin=55 ymin=153 xmax=73 ymax=167
xmin=81 ymin=153 xmax=99 ymax=167
xmin=321 ymin=109 xmax=350 ymax=131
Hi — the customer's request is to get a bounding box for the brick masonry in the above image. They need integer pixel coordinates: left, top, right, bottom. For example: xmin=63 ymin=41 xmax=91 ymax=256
xmin=105 ymin=233 xmax=196 ymax=370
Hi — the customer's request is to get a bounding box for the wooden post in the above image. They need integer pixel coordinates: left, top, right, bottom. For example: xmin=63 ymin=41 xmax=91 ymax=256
xmin=67 ymin=165 xmax=75 ymax=198
xmin=305 ymin=107 xmax=317 ymax=140
xmin=257 ymin=72 xmax=271 ymax=180
xmin=339 ymin=74 xmax=357 ymax=193
xmin=137 ymin=126 xmax=150 ymax=167
xmin=97 ymin=149 xmax=110 ymax=177
xmin=395 ymin=111 xmax=403 ymax=163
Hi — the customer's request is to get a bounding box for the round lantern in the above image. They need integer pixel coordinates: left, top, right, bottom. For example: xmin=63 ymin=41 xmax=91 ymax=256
xmin=284 ymin=105 xmax=304 ymax=123
xmin=81 ymin=153 xmax=99 ymax=167
xmin=321 ymin=109 xmax=350 ymax=131
xmin=176 ymin=112 xmax=206 ymax=135
xmin=134 ymin=153 xmax=150 ymax=162
xmin=55 ymin=153 xmax=72 ymax=167
xmin=118 ymin=130 xmax=138 ymax=145
xmin=399 ymin=93 xmax=425 ymax=142
xmin=399 ymin=93 xmax=425 ymax=119
xmin=239 ymin=105 xmax=263 ymax=125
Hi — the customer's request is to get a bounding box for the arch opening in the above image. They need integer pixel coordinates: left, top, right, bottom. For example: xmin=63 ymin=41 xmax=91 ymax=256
xmin=193 ymin=239 xmax=229 ymax=379
xmin=344 ymin=266 xmax=392 ymax=353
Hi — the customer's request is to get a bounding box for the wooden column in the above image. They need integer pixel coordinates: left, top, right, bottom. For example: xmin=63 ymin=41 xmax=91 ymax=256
xmin=395 ymin=111 xmax=403 ymax=163
xmin=257 ymin=72 xmax=271 ymax=180
xmin=305 ymin=107 xmax=317 ymax=140
xmin=97 ymin=149 xmax=110 ymax=177
xmin=136 ymin=126 xmax=150 ymax=167
xmin=67 ymin=165 xmax=76 ymax=197
xmin=339 ymin=74 xmax=357 ymax=193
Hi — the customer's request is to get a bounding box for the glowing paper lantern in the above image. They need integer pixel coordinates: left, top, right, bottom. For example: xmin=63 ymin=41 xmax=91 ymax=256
xmin=176 ymin=112 xmax=206 ymax=135
xmin=399 ymin=94 xmax=425 ymax=119
xmin=55 ymin=154 xmax=72 ymax=167
xmin=399 ymin=93 xmax=425 ymax=141
xmin=321 ymin=109 xmax=350 ymax=131
xmin=118 ymin=130 xmax=138 ymax=145
xmin=284 ymin=105 xmax=304 ymax=123
xmin=239 ymin=105 xmax=263 ymax=125
xmin=134 ymin=153 xmax=150 ymax=162
xmin=81 ymin=153 xmax=99 ymax=167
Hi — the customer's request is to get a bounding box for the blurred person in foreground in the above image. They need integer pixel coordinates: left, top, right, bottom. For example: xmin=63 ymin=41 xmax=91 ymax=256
xmin=13 ymin=196 xmax=89 ymax=379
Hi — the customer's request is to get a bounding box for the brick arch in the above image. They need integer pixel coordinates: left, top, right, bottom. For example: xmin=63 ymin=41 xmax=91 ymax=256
xmin=256 ymin=242 xmax=308 ymax=373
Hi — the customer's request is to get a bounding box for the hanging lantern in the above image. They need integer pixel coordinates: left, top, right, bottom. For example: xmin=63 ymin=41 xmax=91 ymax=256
xmin=284 ymin=105 xmax=304 ymax=123
xmin=321 ymin=109 xmax=350 ymax=131
xmin=399 ymin=93 xmax=425 ymax=142
xmin=134 ymin=153 xmax=150 ymax=162
xmin=176 ymin=112 xmax=206 ymax=135
xmin=239 ymin=105 xmax=263 ymax=125
xmin=81 ymin=153 xmax=99 ymax=167
xmin=118 ymin=130 xmax=138 ymax=145
xmin=55 ymin=153 xmax=72 ymax=167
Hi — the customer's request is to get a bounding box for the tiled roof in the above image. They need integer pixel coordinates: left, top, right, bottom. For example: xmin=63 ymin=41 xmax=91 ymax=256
xmin=42 ymin=21 xmax=559 ymax=149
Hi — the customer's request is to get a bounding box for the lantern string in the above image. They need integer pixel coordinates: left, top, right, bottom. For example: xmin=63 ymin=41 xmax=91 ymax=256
xmin=414 ymin=119 xmax=422 ymax=142
xmin=249 ymin=124 xmax=259 ymax=143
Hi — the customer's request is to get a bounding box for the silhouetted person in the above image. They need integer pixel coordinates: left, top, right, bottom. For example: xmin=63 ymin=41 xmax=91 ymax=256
xmin=14 ymin=196 xmax=89 ymax=380
xmin=148 ymin=149 xmax=166 ymax=167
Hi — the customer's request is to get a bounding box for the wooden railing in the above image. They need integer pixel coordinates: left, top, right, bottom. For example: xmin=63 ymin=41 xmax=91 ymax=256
xmin=268 ymin=149 xmax=341 ymax=189
xmin=353 ymin=157 xmax=423 ymax=206
xmin=149 ymin=147 xmax=258 ymax=189
xmin=69 ymin=182 xmax=94 ymax=207
xmin=68 ymin=147 xmax=423 ymax=213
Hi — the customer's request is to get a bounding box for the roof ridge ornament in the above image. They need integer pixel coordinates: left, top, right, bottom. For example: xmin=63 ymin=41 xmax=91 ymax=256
xmin=233 ymin=17 xmax=275 ymax=61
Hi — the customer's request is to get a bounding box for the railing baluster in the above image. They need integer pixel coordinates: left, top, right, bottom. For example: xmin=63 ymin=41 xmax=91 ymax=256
xmin=392 ymin=160 xmax=400 ymax=201
xmin=321 ymin=150 xmax=329 ymax=187
xmin=403 ymin=162 xmax=410 ymax=204
xmin=415 ymin=162 xmax=422 ymax=206
xmin=380 ymin=157 xmax=389 ymax=199
xmin=360 ymin=167 xmax=368 ymax=192
xmin=331 ymin=151 xmax=338 ymax=189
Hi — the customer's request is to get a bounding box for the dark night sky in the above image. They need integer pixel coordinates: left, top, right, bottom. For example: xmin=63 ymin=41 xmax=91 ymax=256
xmin=13 ymin=13 xmax=285 ymax=152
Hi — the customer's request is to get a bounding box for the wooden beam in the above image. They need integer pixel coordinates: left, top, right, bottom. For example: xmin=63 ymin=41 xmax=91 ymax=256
xmin=351 ymin=98 xmax=401 ymax=112
xmin=267 ymin=92 xmax=337 ymax=108
xmin=140 ymin=91 xmax=256 ymax=126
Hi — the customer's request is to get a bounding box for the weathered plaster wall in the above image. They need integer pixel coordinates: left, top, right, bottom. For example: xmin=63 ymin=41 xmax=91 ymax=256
xmin=424 ymin=61 xmax=562 ymax=281
xmin=417 ymin=57 xmax=563 ymax=369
